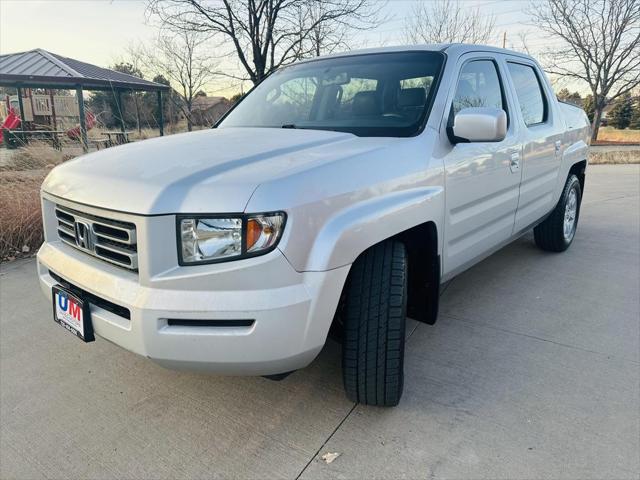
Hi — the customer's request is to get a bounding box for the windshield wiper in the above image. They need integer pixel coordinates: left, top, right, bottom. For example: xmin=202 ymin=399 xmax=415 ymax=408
xmin=281 ymin=123 xmax=298 ymax=129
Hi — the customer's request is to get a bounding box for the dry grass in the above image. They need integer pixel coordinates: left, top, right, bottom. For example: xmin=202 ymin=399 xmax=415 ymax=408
xmin=0 ymin=170 xmax=48 ymax=261
xmin=127 ymin=128 xmax=162 ymax=141
xmin=589 ymin=149 xmax=640 ymax=165
xmin=0 ymin=143 xmax=69 ymax=260
xmin=0 ymin=146 xmax=59 ymax=260
xmin=597 ymin=127 xmax=640 ymax=143
xmin=0 ymin=142 xmax=72 ymax=171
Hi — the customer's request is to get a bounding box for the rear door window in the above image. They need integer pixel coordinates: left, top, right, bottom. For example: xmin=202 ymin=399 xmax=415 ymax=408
xmin=507 ymin=62 xmax=547 ymax=126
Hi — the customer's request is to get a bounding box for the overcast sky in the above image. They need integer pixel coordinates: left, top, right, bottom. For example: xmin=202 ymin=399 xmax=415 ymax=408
xmin=0 ymin=0 xmax=572 ymax=96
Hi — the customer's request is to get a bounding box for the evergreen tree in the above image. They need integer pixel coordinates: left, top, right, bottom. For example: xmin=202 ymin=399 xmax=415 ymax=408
xmin=629 ymin=98 xmax=640 ymax=130
xmin=608 ymin=93 xmax=633 ymax=129
xmin=567 ymin=91 xmax=582 ymax=106
xmin=556 ymin=89 xmax=582 ymax=106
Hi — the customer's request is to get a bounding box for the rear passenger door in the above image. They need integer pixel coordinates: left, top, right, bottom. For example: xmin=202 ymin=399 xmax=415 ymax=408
xmin=441 ymin=54 xmax=523 ymax=279
xmin=505 ymin=60 xmax=565 ymax=231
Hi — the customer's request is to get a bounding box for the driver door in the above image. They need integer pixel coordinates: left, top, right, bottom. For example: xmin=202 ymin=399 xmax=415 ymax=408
xmin=442 ymin=55 xmax=524 ymax=279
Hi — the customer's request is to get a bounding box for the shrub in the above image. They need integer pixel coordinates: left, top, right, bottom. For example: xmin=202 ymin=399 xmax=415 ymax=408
xmin=0 ymin=170 xmax=47 ymax=260
xmin=589 ymin=150 xmax=640 ymax=164
xmin=0 ymin=142 xmax=71 ymax=172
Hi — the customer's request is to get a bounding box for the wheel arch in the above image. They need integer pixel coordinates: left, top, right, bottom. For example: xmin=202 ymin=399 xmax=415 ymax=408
xmin=555 ymin=137 xmax=588 ymax=205
xmin=334 ymin=220 xmax=441 ymax=329
xmin=569 ymin=159 xmax=587 ymax=195
xmin=301 ymin=186 xmax=444 ymax=272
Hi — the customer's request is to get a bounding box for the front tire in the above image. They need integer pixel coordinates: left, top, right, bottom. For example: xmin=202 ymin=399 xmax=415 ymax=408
xmin=534 ymin=174 xmax=582 ymax=252
xmin=342 ymin=240 xmax=408 ymax=407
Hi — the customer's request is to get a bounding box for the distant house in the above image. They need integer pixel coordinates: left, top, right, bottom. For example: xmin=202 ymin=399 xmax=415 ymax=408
xmin=190 ymin=96 xmax=232 ymax=126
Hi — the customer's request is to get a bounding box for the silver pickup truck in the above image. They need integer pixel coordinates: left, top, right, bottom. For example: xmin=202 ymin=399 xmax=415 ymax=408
xmin=38 ymin=44 xmax=590 ymax=406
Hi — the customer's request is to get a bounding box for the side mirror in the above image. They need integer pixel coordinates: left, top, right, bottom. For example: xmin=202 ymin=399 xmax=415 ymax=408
xmin=451 ymin=107 xmax=507 ymax=143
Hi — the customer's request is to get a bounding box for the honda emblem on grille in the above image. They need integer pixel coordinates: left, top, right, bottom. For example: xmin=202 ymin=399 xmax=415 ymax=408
xmin=74 ymin=220 xmax=94 ymax=250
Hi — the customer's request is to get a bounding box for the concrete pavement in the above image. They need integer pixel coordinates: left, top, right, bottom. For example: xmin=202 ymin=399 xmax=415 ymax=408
xmin=1 ymin=165 xmax=638 ymax=479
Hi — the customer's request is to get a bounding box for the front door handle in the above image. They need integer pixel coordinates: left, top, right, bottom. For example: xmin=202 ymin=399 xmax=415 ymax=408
xmin=510 ymin=152 xmax=520 ymax=173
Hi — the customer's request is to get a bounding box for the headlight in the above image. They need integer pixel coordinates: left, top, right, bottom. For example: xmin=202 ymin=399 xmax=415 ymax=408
xmin=178 ymin=212 xmax=286 ymax=265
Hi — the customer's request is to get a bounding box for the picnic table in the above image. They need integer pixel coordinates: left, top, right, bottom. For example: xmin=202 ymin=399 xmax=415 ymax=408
xmin=2 ymin=129 xmax=66 ymax=150
xmin=101 ymin=131 xmax=131 ymax=146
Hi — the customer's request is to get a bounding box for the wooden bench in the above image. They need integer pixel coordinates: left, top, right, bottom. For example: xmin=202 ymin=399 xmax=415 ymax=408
xmin=90 ymin=138 xmax=111 ymax=150
xmin=101 ymin=131 xmax=131 ymax=147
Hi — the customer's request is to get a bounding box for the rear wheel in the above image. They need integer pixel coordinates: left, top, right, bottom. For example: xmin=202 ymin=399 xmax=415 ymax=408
xmin=534 ymin=174 xmax=582 ymax=252
xmin=341 ymin=240 xmax=408 ymax=407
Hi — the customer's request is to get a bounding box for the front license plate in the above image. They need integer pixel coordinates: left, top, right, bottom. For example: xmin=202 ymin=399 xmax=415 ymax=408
xmin=52 ymin=286 xmax=94 ymax=342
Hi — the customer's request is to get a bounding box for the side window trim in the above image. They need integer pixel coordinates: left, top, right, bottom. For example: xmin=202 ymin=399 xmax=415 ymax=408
xmin=506 ymin=60 xmax=549 ymax=127
xmin=445 ymin=56 xmax=511 ymax=142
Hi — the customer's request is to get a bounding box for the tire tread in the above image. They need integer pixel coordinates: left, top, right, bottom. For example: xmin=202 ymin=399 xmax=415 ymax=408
xmin=342 ymin=240 xmax=407 ymax=406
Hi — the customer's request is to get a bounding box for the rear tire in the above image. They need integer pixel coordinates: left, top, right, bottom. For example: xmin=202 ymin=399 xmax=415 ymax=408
xmin=342 ymin=240 xmax=408 ymax=407
xmin=534 ymin=174 xmax=582 ymax=252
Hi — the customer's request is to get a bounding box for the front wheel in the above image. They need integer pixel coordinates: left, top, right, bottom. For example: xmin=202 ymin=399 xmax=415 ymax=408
xmin=341 ymin=240 xmax=408 ymax=407
xmin=534 ymin=174 xmax=582 ymax=252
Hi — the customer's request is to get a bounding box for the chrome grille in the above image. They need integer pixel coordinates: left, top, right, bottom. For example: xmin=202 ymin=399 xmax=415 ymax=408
xmin=55 ymin=205 xmax=138 ymax=270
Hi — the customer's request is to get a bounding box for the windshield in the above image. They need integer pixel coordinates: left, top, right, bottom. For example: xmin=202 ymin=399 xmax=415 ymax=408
xmin=218 ymin=51 xmax=445 ymax=137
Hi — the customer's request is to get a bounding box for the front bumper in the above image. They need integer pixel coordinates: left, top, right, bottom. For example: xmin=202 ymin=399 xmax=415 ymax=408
xmin=37 ymin=198 xmax=349 ymax=375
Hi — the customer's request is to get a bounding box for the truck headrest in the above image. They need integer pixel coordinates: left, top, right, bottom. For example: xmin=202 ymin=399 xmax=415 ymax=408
xmin=352 ymin=91 xmax=381 ymax=116
xmin=398 ymin=88 xmax=426 ymax=107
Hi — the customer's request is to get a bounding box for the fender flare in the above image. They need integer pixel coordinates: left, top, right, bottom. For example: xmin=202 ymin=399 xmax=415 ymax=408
xmin=554 ymin=139 xmax=589 ymax=204
xmin=301 ymin=186 xmax=444 ymax=272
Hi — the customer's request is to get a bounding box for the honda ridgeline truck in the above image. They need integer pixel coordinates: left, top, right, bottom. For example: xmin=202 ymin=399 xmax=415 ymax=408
xmin=38 ymin=45 xmax=590 ymax=406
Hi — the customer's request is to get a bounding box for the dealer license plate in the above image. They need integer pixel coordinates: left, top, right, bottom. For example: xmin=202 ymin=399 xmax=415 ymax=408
xmin=52 ymin=286 xmax=94 ymax=342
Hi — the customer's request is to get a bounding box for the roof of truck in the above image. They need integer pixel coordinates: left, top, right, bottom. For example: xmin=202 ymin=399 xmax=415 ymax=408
xmin=296 ymin=43 xmax=535 ymax=63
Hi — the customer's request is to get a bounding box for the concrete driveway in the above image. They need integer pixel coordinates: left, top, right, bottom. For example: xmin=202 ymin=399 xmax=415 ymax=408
xmin=1 ymin=165 xmax=638 ymax=479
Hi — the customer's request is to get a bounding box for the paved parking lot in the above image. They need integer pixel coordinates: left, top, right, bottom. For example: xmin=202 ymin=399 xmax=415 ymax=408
xmin=1 ymin=165 xmax=638 ymax=479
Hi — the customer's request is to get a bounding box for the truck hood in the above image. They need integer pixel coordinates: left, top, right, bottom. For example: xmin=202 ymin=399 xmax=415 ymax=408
xmin=42 ymin=127 xmax=396 ymax=215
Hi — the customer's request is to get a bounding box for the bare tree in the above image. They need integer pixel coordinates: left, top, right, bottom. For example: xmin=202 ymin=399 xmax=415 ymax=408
xmin=298 ymin=1 xmax=375 ymax=57
xmin=508 ymin=31 xmax=533 ymax=56
xmin=403 ymin=0 xmax=496 ymax=45
xmin=146 ymin=0 xmax=379 ymax=85
xmin=529 ymin=0 xmax=640 ymax=141
xmin=119 ymin=48 xmax=147 ymax=135
xmin=134 ymin=30 xmax=218 ymax=131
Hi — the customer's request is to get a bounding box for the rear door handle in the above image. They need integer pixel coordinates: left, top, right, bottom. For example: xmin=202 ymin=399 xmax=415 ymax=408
xmin=510 ymin=152 xmax=520 ymax=173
